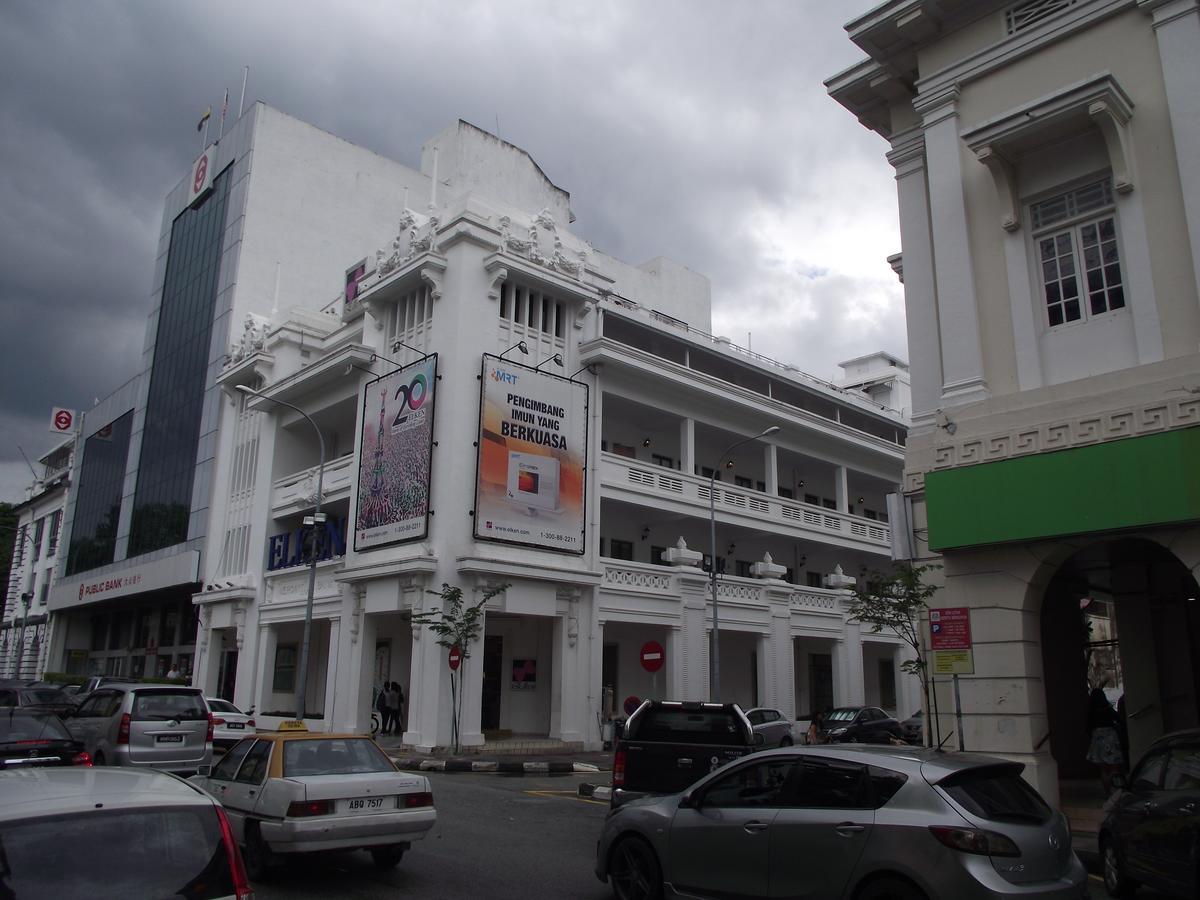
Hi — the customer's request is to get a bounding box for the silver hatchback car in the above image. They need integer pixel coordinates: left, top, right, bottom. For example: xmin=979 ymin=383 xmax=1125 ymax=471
xmin=64 ymin=684 xmax=212 ymax=775
xmin=595 ymin=745 xmax=1087 ymax=900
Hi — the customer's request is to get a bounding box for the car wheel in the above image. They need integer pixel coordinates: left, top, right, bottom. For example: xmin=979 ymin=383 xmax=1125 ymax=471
xmin=609 ymin=836 xmax=663 ymax=900
xmin=243 ymin=822 xmax=275 ymax=881
xmin=855 ymin=875 xmax=927 ymax=900
xmin=1101 ymin=837 xmax=1137 ymax=898
xmin=779 ymin=736 xmax=793 ymax=747
xmin=370 ymin=845 xmax=406 ymax=869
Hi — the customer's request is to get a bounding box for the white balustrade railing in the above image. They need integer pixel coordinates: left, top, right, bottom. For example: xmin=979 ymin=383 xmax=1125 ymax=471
xmin=600 ymin=453 xmax=890 ymax=548
xmin=271 ymin=453 xmax=355 ymax=513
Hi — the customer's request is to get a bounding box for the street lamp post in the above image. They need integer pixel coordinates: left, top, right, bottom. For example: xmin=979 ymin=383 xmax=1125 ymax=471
xmin=708 ymin=425 xmax=780 ymax=701
xmin=237 ymin=385 xmax=325 ymax=721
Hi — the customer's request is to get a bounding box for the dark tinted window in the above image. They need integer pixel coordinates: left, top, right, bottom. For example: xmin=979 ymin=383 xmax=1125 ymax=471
xmin=211 ymin=739 xmax=254 ymax=781
xmin=795 ymin=759 xmax=871 ymax=809
xmin=65 ymin=411 xmax=134 ymax=575
xmin=132 ymin=691 xmax=208 ymax=721
xmin=1131 ymin=751 xmax=1167 ymax=791
xmin=0 ymin=805 xmax=234 ymax=899
xmin=128 ymin=167 xmax=231 ymax=557
xmin=283 ymin=739 xmax=395 ymax=776
xmin=868 ymin=765 xmax=908 ymax=808
xmin=0 ymin=710 xmax=72 ymax=741
xmin=939 ymin=765 xmax=1051 ymax=824
xmin=236 ymin=741 xmax=272 ymax=784
xmin=631 ymin=708 xmax=746 ymax=745
xmin=21 ymin=689 xmax=67 ymax=706
xmin=1164 ymin=747 xmax=1200 ymax=791
xmin=702 ymin=758 xmax=796 ymax=808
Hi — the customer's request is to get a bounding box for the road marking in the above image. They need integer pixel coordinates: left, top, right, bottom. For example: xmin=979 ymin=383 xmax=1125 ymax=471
xmin=524 ymin=789 xmax=607 ymax=806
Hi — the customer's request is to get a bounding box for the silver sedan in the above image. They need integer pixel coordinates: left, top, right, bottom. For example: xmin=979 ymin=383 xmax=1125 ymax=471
xmin=595 ymin=745 xmax=1087 ymax=900
xmin=744 ymin=707 xmax=797 ymax=748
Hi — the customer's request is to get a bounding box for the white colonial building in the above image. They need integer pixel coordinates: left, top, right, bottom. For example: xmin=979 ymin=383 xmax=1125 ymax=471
xmin=48 ymin=105 xmax=916 ymax=750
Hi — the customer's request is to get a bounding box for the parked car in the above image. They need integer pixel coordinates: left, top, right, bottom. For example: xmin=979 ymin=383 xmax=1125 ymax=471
xmin=0 ymin=766 xmax=252 ymax=899
xmin=0 ymin=708 xmax=91 ymax=769
xmin=745 ymin=707 xmax=796 ymax=748
xmin=596 ymin=744 xmax=1087 ymax=900
xmin=63 ymin=684 xmax=212 ymax=775
xmin=207 ymin=698 xmax=258 ymax=750
xmin=189 ymin=729 xmax=436 ymax=878
xmin=76 ymin=674 xmax=139 ymax=695
xmin=0 ymin=683 xmax=77 ymax=717
xmin=1100 ymin=727 xmax=1200 ymax=899
xmin=901 ymin=709 xmax=925 ymax=744
xmin=611 ymin=700 xmax=763 ymax=809
xmin=820 ymin=706 xmax=906 ymax=744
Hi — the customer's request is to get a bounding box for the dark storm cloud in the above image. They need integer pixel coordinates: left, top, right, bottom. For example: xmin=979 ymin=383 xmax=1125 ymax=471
xmin=0 ymin=0 xmax=899 ymax=501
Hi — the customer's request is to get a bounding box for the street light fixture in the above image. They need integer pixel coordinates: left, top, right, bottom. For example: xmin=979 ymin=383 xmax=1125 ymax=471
xmin=709 ymin=424 xmax=780 ymax=701
xmin=236 ymin=384 xmax=325 ymax=721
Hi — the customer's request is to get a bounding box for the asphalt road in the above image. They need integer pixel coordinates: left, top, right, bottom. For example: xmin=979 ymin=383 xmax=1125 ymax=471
xmin=254 ymin=770 xmax=612 ymax=900
xmin=251 ymin=771 xmax=1171 ymax=900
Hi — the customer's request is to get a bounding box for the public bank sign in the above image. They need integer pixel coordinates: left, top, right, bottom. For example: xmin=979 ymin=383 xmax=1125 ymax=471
xmin=50 ymin=551 xmax=201 ymax=612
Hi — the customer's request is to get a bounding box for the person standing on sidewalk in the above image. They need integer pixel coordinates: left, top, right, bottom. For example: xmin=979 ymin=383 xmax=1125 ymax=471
xmin=385 ymin=682 xmax=401 ymax=735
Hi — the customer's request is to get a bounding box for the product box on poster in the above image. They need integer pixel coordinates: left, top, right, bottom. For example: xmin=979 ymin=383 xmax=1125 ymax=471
xmin=474 ymin=354 xmax=588 ymax=554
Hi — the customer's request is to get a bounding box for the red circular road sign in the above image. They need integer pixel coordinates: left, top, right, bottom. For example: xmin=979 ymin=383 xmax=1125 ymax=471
xmin=623 ymin=695 xmax=641 ymax=717
xmin=640 ymin=640 xmax=665 ymax=673
xmin=448 ymin=646 xmax=462 ymax=671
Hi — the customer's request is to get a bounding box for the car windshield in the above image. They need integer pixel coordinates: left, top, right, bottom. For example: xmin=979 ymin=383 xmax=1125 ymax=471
xmin=0 ymin=805 xmax=235 ymax=900
xmin=20 ymin=689 xmax=66 ymax=705
xmin=207 ymin=700 xmax=238 ymax=714
xmin=131 ymin=691 xmax=208 ymax=721
xmin=283 ymin=738 xmax=396 ymax=776
xmin=0 ymin=710 xmax=71 ymax=742
xmin=938 ymin=764 xmax=1052 ymax=824
xmin=825 ymin=709 xmax=859 ymax=722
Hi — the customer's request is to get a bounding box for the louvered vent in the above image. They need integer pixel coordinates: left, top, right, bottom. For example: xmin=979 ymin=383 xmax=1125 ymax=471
xmin=1005 ymin=0 xmax=1078 ymax=34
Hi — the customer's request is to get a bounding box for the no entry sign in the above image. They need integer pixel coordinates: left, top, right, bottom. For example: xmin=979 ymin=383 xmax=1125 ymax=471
xmin=448 ymin=645 xmax=462 ymax=671
xmin=640 ymin=640 xmax=665 ymax=673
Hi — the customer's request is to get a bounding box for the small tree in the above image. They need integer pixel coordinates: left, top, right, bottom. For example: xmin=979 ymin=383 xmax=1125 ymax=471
xmin=847 ymin=562 xmax=941 ymax=746
xmin=411 ymin=581 xmax=508 ymax=753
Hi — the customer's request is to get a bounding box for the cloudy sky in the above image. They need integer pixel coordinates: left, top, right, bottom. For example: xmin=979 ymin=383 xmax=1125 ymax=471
xmin=0 ymin=0 xmax=900 ymax=504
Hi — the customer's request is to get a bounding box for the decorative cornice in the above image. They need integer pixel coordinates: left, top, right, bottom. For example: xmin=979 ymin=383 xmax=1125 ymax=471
xmin=886 ymin=127 xmax=926 ymax=176
xmin=912 ymin=84 xmax=960 ymax=125
xmin=497 ymin=207 xmax=592 ymax=283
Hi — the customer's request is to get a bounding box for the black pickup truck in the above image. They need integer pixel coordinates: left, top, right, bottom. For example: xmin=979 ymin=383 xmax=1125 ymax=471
xmin=611 ymin=700 xmax=763 ymax=807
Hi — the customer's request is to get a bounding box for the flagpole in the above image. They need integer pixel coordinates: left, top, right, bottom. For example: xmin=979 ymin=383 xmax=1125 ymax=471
xmin=203 ymin=117 xmax=211 ymax=148
xmin=238 ymin=66 xmax=249 ymax=118
xmin=218 ymin=90 xmax=229 ymax=141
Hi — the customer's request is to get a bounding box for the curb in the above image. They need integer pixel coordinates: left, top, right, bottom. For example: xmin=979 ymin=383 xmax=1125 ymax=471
xmin=578 ymin=783 xmax=613 ymax=801
xmin=393 ymin=757 xmax=597 ymax=776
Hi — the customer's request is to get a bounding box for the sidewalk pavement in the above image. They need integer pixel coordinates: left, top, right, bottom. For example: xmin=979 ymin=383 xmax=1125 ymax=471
xmin=379 ymin=737 xmax=615 ymax=777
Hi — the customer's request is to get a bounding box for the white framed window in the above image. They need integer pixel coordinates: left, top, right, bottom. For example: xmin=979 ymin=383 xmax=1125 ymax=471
xmin=1031 ymin=179 xmax=1125 ymax=328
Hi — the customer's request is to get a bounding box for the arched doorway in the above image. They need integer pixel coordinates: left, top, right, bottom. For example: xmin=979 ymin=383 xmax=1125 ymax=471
xmin=1041 ymin=538 xmax=1200 ymax=787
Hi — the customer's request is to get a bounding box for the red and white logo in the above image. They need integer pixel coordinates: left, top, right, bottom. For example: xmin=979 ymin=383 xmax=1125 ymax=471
xmin=50 ymin=407 xmax=76 ymax=434
xmin=193 ymin=154 xmax=209 ymax=194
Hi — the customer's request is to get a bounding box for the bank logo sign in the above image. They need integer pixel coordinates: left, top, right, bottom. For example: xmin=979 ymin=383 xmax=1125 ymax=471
xmin=474 ymin=353 xmax=587 ymax=554
xmin=354 ymin=354 xmax=438 ymax=551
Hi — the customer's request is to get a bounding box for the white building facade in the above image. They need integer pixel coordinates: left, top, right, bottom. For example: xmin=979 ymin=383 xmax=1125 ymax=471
xmin=48 ymin=106 xmax=916 ymax=749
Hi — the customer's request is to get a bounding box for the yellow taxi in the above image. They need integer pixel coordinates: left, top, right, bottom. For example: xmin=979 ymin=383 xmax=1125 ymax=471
xmin=190 ymin=725 xmax=435 ymax=878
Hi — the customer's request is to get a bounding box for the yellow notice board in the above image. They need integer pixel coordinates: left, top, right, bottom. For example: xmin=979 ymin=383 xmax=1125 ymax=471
xmin=933 ymin=649 xmax=975 ymax=674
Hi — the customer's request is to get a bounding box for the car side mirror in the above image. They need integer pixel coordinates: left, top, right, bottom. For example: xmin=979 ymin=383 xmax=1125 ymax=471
xmin=753 ymin=733 xmax=766 ymax=747
xmin=1110 ymin=773 xmax=1127 ymax=791
xmin=196 ymin=765 xmax=212 ymax=777
xmin=679 ymin=790 xmax=699 ymax=810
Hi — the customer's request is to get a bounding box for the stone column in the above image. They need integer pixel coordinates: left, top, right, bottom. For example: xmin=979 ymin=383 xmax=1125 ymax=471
xmin=677 ymin=569 xmax=711 ymax=701
xmin=321 ymin=616 xmax=341 ymax=732
xmin=254 ymin=624 xmax=276 ymax=719
xmin=765 ymin=583 xmax=795 ymax=717
xmin=551 ymin=586 xmax=584 ymax=743
xmin=406 ymin=577 xmax=444 ymax=752
xmin=834 ymin=466 xmax=849 ymax=513
xmin=665 ymin=623 xmax=683 ymax=701
xmin=834 ymin=612 xmax=865 ymax=707
xmin=914 ymin=88 xmax=989 ymax=406
xmin=680 ymin=418 xmax=695 ymax=476
xmin=763 ymin=443 xmax=778 ymax=497
xmin=456 ymin=583 xmax=492 ymax=750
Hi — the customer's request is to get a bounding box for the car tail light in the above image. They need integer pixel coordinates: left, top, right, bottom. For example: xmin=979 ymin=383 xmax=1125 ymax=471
xmin=71 ymin=751 xmax=93 ymax=767
xmin=929 ymin=825 xmax=1021 ymax=857
xmin=403 ymin=792 xmax=434 ymax=808
xmin=286 ymin=800 xmax=334 ymax=818
xmin=117 ymin=713 xmax=131 ymax=745
xmin=214 ymin=805 xmax=255 ymax=899
xmin=206 ymin=713 xmax=215 ymax=743
xmin=612 ymin=747 xmax=626 ymax=788
xmin=212 ymin=717 xmax=226 ymax=727
xmin=247 ymin=719 xmax=255 ymax=728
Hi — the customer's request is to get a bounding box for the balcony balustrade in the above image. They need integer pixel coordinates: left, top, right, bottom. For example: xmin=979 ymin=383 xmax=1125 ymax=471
xmin=599 ymin=452 xmax=891 ymax=551
xmin=271 ymin=453 xmax=355 ymax=516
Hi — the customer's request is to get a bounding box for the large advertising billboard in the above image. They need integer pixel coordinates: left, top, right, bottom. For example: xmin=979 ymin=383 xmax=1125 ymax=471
xmin=474 ymin=354 xmax=588 ymax=553
xmin=354 ymin=354 xmax=438 ymax=551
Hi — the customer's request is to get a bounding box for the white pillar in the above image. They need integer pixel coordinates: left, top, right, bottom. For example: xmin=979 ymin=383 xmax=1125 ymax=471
xmin=834 ymin=466 xmax=849 ymax=514
xmin=665 ymin=623 xmax=682 ymax=701
xmin=834 ymin=619 xmax=865 ymax=707
xmin=764 ymin=443 xmax=778 ymax=496
xmin=887 ymin=129 xmax=944 ymax=425
xmin=321 ymin=617 xmax=341 ymax=732
xmin=1143 ymin=0 xmax=1200 ymax=304
xmin=914 ymin=88 xmax=989 ymax=406
xmin=765 ymin=584 xmax=795 ymax=717
xmin=406 ymin=579 xmax=445 ymax=752
xmin=254 ymin=624 xmax=276 ymax=720
xmin=457 ymin=585 xmax=490 ymax=749
xmin=677 ymin=570 xmax=710 ymax=701
xmin=680 ymin=418 xmax=695 ymax=476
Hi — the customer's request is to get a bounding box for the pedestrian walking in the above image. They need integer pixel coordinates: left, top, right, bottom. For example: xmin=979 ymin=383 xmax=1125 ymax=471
xmin=375 ymin=684 xmax=388 ymax=732
xmin=807 ymin=710 xmax=824 ymax=745
xmin=385 ymin=682 xmax=401 ymax=735
xmin=166 ymin=664 xmax=181 ymax=681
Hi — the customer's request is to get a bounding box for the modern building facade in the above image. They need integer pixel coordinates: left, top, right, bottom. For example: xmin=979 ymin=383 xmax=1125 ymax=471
xmin=829 ymin=0 xmax=1200 ymax=801
xmin=47 ymin=105 xmax=916 ymax=749
xmin=2 ymin=438 xmax=73 ymax=678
